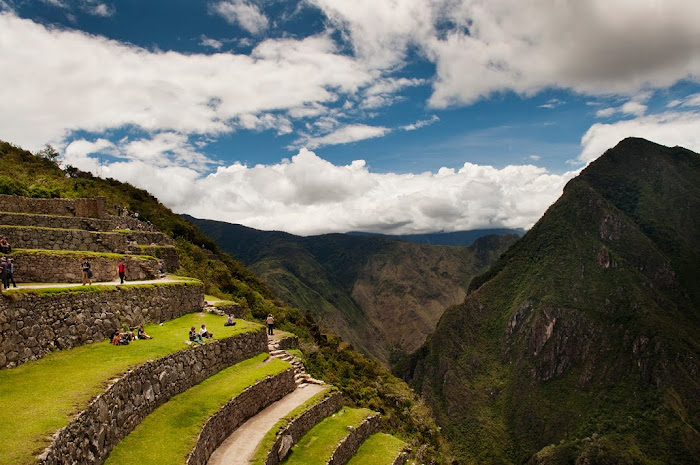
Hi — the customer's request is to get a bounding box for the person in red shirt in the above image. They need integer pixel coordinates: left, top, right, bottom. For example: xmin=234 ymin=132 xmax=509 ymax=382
xmin=118 ymin=261 xmax=126 ymax=284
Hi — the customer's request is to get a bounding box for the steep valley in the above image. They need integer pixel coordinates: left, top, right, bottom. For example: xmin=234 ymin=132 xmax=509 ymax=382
xmin=186 ymin=217 xmax=518 ymax=366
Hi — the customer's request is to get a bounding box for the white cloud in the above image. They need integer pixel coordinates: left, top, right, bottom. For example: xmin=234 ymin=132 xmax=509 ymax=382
xmin=85 ymin=3 xmax=114 ymax=17
xmin=300 ymin=124 xmax=390 ymax=149
xmin=595 ymin=99 xmax=648 ymax=118
xmin=211 ymin=0 xmax=269 ymax=35
xmin=579 ymin=111 xmax=700 ymax=163
xmin=64 ymin=143 xmax=574 ymax=236
xmin=401 ymin=115 xmax=439 ymax=131
xmin=199 ymin=36 xmax=223 ymax=49
xmin=312 ymin=0 xmax=700 ymax=106
xmin=0 ymin=13 xmax=373 ymax=151
xmin=595 ymin=107 xmax=617 ymax=118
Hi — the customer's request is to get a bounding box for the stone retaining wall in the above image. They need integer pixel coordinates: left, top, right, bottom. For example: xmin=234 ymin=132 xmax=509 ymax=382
xmin=0 ymin=212 xmax=145 ymax=233
xmin=136 ymin=245 xmax=179 ymax=272
xmin=0 ymin=226 xmax=173 ymax=254
xmin=187 ymin=369 xmax=297 ymax=465
xmin=265 ymin=391 xmax=343 ymax=465
xmin=0 ymin=282 xmax=204 ymax=368
xmin=277 ymin=334 xmax=299 ymax=350
xmin=12 ymin=251 xmax=159 ymax=283
xmin=0 ymin=194 xmax=107 ymax=218
xmin=391 ymin=450 xmax=410 ymax=465
xmin=38 ymin=327 xmax=268 ymax=465
xmin=327 ymin=413 xmax=381 ymax=465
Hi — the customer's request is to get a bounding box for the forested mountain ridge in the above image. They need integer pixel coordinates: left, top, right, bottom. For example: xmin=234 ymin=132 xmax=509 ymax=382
xmin=404 ymin=138 xmax=700 ymax=464
xmin=186 ymin=216 xmax=518 ymax=365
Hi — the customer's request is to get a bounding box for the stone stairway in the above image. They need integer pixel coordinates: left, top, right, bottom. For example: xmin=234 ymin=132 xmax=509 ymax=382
xmin=268 ymin=336 xmax=325 ymax=387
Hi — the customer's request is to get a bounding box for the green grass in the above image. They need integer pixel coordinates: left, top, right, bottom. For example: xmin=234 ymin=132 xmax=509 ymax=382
xmin=3 ymin=279 xmax=201 ymax=297
xmin=12 ymin=248 xmax=157 ymax=260
xmin=346 ymin=433 xmax=407 ymax=465
xmin=282 ymin=407 xmax=375 ymax=465
xmin=250 ymin=388 xmax=334 ymax=464
xmin=0 ymin=313 xmax=261 ymax=465
xmin=104 ymin=354 xmax=290 ymax=465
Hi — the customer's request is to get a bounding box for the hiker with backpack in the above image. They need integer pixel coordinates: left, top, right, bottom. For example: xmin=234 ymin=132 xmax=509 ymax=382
xmin=81 ymin=259 xmax=92 ymax=285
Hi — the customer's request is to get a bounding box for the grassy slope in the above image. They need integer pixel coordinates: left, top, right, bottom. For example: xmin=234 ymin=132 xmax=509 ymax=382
xmin=407 ymin=138 xmax=700 ymax=464
xmin=346 ymin=433 xmax=407 ymax=465
xmin=0 ymin=314 xmax=260 ymax=465
xmin=105 ymin=354 xmax=289 ymax=465
xmin=283 ymin=407 xmax=375 ymax=465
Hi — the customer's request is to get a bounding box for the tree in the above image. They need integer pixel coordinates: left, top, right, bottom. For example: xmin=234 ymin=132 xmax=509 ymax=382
xmin=36 ymin=144 xmax=60 ymax=164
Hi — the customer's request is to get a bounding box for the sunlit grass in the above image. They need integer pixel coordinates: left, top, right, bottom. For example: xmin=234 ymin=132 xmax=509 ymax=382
xmin=0 ymin=313 xmax=260 ymax=465
xmin=346 ymin=433 xmax=406 ymax=465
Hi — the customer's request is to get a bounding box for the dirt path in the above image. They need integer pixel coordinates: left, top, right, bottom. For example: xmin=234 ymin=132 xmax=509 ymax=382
xmin=5 ymin=275 xmax=186 ymax=290
xmin=208 ymin=384 xmax=327 ymax=465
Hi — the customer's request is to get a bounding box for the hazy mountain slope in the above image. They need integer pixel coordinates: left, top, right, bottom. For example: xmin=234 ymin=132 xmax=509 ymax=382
xmin=187 ymin=216 xmax=518 ymax=365
xmin=348 ymin=228 xmax=525 ymax=246
xmin=404 ymin=138 xmax=700 ymax=464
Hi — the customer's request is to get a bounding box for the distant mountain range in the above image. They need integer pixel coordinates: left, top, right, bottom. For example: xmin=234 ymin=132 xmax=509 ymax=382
xmin=403 ymin=138 xmax=700 ymax=464
xmin=347 ymin=228 xmax=525 ymax=246
xmin=185 ymin=215 xmax=518 ymax=366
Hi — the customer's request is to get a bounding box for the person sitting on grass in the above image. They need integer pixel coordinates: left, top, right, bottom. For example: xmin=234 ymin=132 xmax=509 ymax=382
xmin=189 ymin=326 xmax=204 ymax=345
xmin=0 ymin=236 xmax=11 ymax=254
xmin=200 ymin=324 xmax=213 ymax=339
xmin=137 ymin=324 xmax=153 ymax=340
xmin=224 ymin=314 xmax=236 ymax=326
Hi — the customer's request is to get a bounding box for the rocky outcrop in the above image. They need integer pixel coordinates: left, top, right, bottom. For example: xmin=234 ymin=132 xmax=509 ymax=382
xmin=187 ymin=369 xmax=297 ymax=465
xmin=264 ymin=391 xmax=343 ymax=465
xmin=327 ymin=412 xmax=381 ymax=465
xmin=38 ymin=327 xmax=268 ymax=465
xmin=11 ymin=251 xmax=159 ymax=283
xmin=0 ymin=282 xmax=204 ymax=368
xmin=0 ymin=194 xmax=108 ymax=218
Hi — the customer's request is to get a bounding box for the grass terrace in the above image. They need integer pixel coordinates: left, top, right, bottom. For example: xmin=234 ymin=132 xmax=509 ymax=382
xmin=282 ymin=407 xmax=375 ymax=465
xmin=0 ymin=313 xmax=260 ymax=465
xmin=12 ymin=248 xmax=158 ymax=260
xmin=250 ymin=387 xmax=334 ymax=464
xmin=346 ymin=433 xmax=407 ymax=465
xmin=104 ymin=353 xmax=290 ymax=465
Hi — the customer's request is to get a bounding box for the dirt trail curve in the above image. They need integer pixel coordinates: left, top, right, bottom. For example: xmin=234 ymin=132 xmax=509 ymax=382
xmin=207 ymin=383 xmax=326 ymax=465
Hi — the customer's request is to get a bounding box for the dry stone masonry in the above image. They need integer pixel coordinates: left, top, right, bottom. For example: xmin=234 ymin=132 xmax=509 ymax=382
xmin=38 ymin=327 xmax=269 ymax=465
xmin=264 ymin=392 xmax=344 ymax=465
xmin=12 ymin=251 xmax=159 ymax=283
xmin=0 ymin=194 xmax=108 ymax=218
xmin=187 ymin=369 xmax=297 ymax=465
xmin=0 ymin=282 xmax=204 ymax=368
xmin=0 ymin=212 xmax=144 ymax=233
xmin=326 ymin=412 xmax=381 ymax=465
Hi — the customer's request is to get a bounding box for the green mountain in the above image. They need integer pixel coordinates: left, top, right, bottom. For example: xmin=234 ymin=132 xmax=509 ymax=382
xmin=347 ymin=228 xmax=525 ymax=246
xmin=186 ymin=216 xmax=518 ymax=366
xmin=404 ymin=138 xmax=700 ymax=464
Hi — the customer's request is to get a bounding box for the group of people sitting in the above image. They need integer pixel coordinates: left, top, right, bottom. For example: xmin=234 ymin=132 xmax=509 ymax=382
xmin=189 ymin=324 xmax=214 ymax=345
xmin=110 ymin=324 xmax=154 ymax=345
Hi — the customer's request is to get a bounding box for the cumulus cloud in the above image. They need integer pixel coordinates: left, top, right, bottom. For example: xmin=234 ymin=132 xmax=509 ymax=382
xmin=312 ymin=0 xmax=700 ymax=106
xmin=596 ymin=99 xmax=648 ymax=118
xmin=0 ymin=13 xmax=372 ymax=151
xmin=579 ymin=111 xmax=700 ymax=163
xmin=65 ymin=143 xmax=575 ymax=235
xmin=211 ymin=0 xmax=269 ymax=35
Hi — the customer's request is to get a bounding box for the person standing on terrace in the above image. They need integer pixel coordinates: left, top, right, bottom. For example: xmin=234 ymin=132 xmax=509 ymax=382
xmin=118 ymin=260 xmax=126 ymax=284
xmin=81 ymin=259 xmax=92 ymax=285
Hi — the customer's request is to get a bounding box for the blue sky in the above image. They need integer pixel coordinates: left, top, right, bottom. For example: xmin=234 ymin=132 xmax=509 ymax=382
xmin=1 ymin=0 xmax=699 ymax=235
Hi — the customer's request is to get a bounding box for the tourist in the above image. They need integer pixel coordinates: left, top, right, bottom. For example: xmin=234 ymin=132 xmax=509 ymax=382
xmin=118 ymin=260 xmax=126 ymax=284
xmin=81 ymin=259 xmax=92 ymax=285
xmin=6 ymin=258 xmax=17 ymax=288
xmin=157 ymin=260 xmax=164 ymax=276
xmin=189 ymin=326 xmax=204 ymax=345
xmin=0 ymin=236 xmax=10 ymax=254
xmin=0 ymin=257 xmax=7 ymax=290
xmin=224 ymin=314 xmax=236 ymax=327
xmin=200 ymin=324 xmax=213 ymax=339
xmin=266 ymin=314 xmax=275 ymax=335
xmin=137 ymin=324 xmax=153 ymax=340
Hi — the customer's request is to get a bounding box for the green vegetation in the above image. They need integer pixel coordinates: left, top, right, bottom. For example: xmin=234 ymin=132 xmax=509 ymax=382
xmin=13 ymin=248 xmax=157 ymax=260
xmin=0 ymin=313 xmax=260 ymax=465
xmin=346 ymin=433 xmax=407 ymax=465
xmin=3 ymin=279 xmax=200 ymax=298
xmin=283 ymin=408 xmax=374 ymax=465
xmin=104 ymin=354 xmax=289 ymax=465
xmin=251 ymin=387 xmax=335 ymax=464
